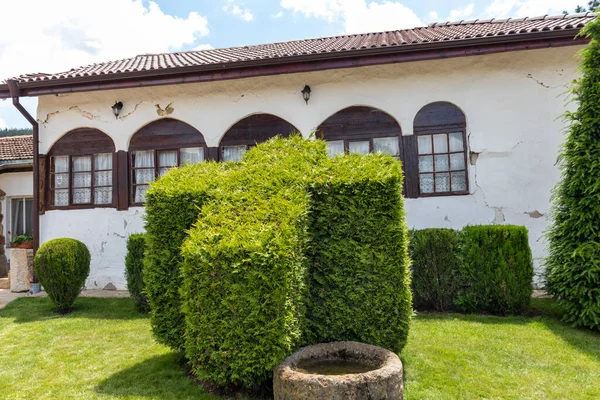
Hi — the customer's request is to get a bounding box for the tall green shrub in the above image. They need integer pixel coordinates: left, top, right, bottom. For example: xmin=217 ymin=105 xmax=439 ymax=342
xmin=410 ymin=228 xmax=462 ymax=312
xmin=33 ymin=238 xmax=90 ymax=313
xmin=125 ymin=233 xmax=149 ymax=312
xmin=181 ymin=136 xmax=328 ymax=389
xmin=546 ymin=21 xmax=600 ymax=330
xmin=304 ymin=154 xmax=412 ymax=353
xmin=144 ymin=161 xmax=229 ymax=350
xmin=457 ymin=225 xmax=533 ymax=314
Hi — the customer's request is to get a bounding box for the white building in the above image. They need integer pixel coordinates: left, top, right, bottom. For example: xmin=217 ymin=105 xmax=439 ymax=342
xmin=0 ymin=14 xmax=593 ymax=289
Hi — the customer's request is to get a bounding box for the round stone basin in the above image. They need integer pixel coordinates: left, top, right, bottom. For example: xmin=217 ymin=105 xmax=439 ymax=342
xmin=273 ymin=341 xmax=403 ymax=400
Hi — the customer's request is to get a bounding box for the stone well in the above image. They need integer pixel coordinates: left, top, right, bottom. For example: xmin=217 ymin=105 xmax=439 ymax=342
xmin=273 ymin=341 xmax=403 ymax=400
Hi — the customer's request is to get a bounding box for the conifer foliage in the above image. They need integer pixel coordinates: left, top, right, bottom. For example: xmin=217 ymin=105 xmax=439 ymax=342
xmin=546 ymin=21 xmax=600 ymax=330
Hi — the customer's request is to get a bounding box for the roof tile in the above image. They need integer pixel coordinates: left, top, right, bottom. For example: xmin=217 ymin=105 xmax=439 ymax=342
xmin=0 ymin=136 xmax=33 ymax=161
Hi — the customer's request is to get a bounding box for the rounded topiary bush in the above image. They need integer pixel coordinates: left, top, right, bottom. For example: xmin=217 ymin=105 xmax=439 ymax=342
xmin=34 ymin=238 xmax=90 ymax=313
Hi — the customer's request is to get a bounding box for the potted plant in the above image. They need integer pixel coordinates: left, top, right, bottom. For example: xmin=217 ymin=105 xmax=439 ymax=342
xmin=10 ymin=233 xmax=34 ymax=249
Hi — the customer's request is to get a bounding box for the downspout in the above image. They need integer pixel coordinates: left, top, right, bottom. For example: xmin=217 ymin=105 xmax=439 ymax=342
xmin=7 ymin=80 xmax=39 ymax=255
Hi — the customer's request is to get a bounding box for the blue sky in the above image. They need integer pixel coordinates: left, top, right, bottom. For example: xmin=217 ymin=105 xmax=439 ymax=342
xmin=0 ymin=0 xmax=584 ymax=128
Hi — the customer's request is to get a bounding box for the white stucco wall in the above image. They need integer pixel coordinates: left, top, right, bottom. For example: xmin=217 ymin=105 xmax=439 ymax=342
xmin=37 ymin=45 xmax=583 ymax=289
xmin=0 ymin=171 xmax=33 ymax=260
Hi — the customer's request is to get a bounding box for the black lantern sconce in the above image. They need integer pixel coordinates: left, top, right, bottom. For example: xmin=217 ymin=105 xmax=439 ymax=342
xmin=111 ymin=101 xmax=123 ymax=119
xmin=301 ymin=85 xmax=311 ymax=105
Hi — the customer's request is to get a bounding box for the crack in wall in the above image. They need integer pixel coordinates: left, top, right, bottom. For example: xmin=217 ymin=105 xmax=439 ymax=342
xmin=526 ymin=73 xmax=561 ymax=89
xmin=39 ymin=105 xmax=102 ymax=125
xmin=119 ymin=101 xmax=146 ymax=119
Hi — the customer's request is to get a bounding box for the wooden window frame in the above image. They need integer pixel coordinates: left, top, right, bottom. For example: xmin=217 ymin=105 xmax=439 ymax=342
xmin=48 ymin=153 xmax=118 ymax=210
xmin=129 ymin=146 xmax=207 ymax=206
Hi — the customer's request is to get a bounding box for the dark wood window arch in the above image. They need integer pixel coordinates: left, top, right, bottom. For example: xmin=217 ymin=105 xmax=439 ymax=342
xmin=219 ymin=114 xmax=298 ymax=162
xmin=316 ymin=106 xmax=403 ymax=159
xmin=129 ymin=118 xmax=207 ymax=204
xmin=412 ymin=102 xmax=468 ymax=196
xmin=48 ymin=128 xmax=116 ymax=209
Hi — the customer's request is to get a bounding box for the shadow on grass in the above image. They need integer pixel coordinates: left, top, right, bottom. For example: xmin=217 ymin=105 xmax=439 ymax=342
xmin=415 ymin=298 xmax=600 ymax=362
xmin=96 ymin=353 xmax=218 ymax=400
xmin=0 ymin=296 xmax=147 ymax=323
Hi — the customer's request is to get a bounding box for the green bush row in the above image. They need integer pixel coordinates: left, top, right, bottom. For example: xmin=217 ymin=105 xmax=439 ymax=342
xmin=409 ymin=225 xmax=533 ymax=314
xmin=145 ymin=135 xmax=412 ymax=390
xmin=125 ymin=233 xmax=149 ymax=312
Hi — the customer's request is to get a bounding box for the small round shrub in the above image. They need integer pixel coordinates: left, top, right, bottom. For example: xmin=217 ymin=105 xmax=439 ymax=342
xmin=125 ymin=233 xmax=149 ymax=312
xmin=34 ymin=238 xmax=90 ymax=313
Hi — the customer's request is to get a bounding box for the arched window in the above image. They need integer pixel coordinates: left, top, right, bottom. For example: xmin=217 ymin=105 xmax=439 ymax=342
xmin=219 ymin=114 xmax=297 ymax=162
xmin=413 ymin=102 xmax=468 ymax=196
xmin=129 ymin=118 xmax=207 ymax=204
xmin=317 ymin=106 xmax=402 ymax=159
xmin=48 ymin=128 xmax=116 ymax=208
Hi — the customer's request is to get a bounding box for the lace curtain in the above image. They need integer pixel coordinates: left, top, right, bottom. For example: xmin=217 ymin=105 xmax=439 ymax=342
xmin=158 ymin=150 xmax=178 ymax=176
xmin=133 ymin=150 xmax=155 ymax=203
xmin=94 ymin=153 xmax=113 ymax=204
xmin=326 ymin=141 xmax=344 ymax=158
xmin=222 ymin=145 xmax=247 ymax=162
xmin=417 ymin=132 xmax=466 ymax=194
xmin=53 ymin=156 xmax=70 ymax=206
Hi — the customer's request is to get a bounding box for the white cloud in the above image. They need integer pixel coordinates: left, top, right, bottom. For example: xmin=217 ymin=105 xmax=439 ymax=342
xmin=272 ymin=11 xmax=284 ymax=18
xmin=192 ymin=44 xmax=215 ymax=51
xmin=448 ymin=3 xmax=475 ymax=21
xmin=223 ymin=4 xmax=254 ymax=22
xmin=280 ymin=0 xmax=423 ymax=34
xmin=482 ymin=0 xmax=582 ymax=18
xmin=427 ymin=11 xmax=439 ymax=21
xmin=0 ymin=0 xmax=210 ymax=81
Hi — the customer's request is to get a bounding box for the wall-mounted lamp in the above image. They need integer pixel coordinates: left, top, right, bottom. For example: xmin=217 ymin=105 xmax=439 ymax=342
xmin=111 ymin=101 xmax=123 ymax=119
xmin=301 ymin=85 xmax=311 ymax=105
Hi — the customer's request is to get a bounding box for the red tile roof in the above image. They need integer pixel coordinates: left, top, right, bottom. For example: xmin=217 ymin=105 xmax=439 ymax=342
xmin=6 ymin=13 xmax=593 ymax=85
xmin=0 ymin=135 xmax=33 ymax=161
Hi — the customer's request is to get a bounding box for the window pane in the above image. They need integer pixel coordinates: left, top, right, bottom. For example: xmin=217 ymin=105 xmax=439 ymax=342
xmin=373 ymin=137 xmax=399 ymax=156
xmin=433 ymin=134 xmax=448 ymax=153
xmin=133 ymin=150 xmax=154 ymax=168
xmin=181 ymin=148 xmax=204 ymax=165
xmin=54 ymin=189 xmax=69 ymax=206
xmin=419 ymin=174 xmax=434 ymax=194
xmin=24 ymin=199 xmax=32 ymax=235
xmin=73 ymin=188 xmax=91 ymax=204
xmin=94 ymin=171 xmax=112 ymax=187
xmin=434 ymin=154 xmax=449 ymax=172
xmin=349 ymin=141 xmax=370 ymax=155
xmin=159 ymin=168 xmax=171 ymax=177
xmin=326 ymin=141 xmax=345 ymax=158
xmin=418 ymin=156 xmax=433 ymax=173
xmin=73 ymin=172 xmax=92 ymax=188
xmin=53 ymin=156 xmax=69 ymax=173
xmin=95 ymin=187 xmax=112 ymax=205
xmin=73 ymin=156 xmax=92 ymax=172
xmin=436 ymin=173 xmax=450 ymax=192
xmin=222 ymin=145 xmax=247 ymax=162
xmin=449 ymin=132 xmax=464 ymax=152
xmin=450 ymin=153 xmax=465 ymax=171
xmin=135 ymin=185 xmax=149 ymax=203
xmin=158 ymin=150 xmax=178 ymax=167
xmin=417 ymin=135 xmax=432 ymax=155
xmin=451 ymin=172 xmax=467 ymax=191
xmin=54 ymin=173 xmax=69 ymax=189
xmin=95 ymin=153 xmax=112 ymax=170
xmin=11 ymin=199 xmax=24 ymax=235
xmin=134 ymin=169 xmax=155 ymax=185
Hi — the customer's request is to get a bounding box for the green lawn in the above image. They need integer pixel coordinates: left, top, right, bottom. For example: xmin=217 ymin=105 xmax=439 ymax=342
xmin=0 ymin=297 xmax=599 ymax=400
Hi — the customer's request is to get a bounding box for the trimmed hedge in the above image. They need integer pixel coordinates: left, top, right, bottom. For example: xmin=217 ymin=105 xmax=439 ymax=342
xmin=545 ymin=21 xmax=600 ymax=330
xmin=143 ymin=161 xmax=230 ymax=350
xmin=125 ymin=233 xmax=149 ymax=312
xmin=304 ymin=154 xmax=412 ymax=353
xmin=181 ymin=136 xmax=328 ymax=389
xmin=33 ymin=238 xmax=90 ymax=313
xmin=456 ymin=225 xmax=533 ymax=314
xmin=410 ymin=228 xmax=462 ymax=312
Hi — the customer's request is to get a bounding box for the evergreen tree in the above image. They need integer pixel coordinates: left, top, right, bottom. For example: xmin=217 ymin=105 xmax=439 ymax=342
xmin=546 ymin=20 xmax=600 ymax=330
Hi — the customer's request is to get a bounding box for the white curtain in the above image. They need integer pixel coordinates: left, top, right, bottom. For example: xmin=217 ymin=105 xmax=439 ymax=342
xmin=53 ymin=156 xmax=70 ymax=206
xmin=158 ymin=150 xmax=178 ymax=176
xmin=11 ymin=198 xmax=23 ymax=236
xmin=134 ymin=150 xmax=155 ymax=203
xmin=180 ymin=147 xmax=204 ymax=165
xmin=94 ymin=153 xmax=113 ymax=205
xmin=373 ymin=137 xmax=399 ymax=156
xmin=326 ymin=141 xmax=344 ymax=158
xmin=349 ymin=141 xmax=370 ymax=155
xmin=72 ymin=156 xmax=92 ymax=204
xmin=222 ymin=145 xmax=246 ymax=162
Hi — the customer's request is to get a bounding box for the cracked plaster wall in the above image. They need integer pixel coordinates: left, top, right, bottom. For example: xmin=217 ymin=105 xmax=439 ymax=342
xmin=37 ymin=45 xmax=582 ymax=289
